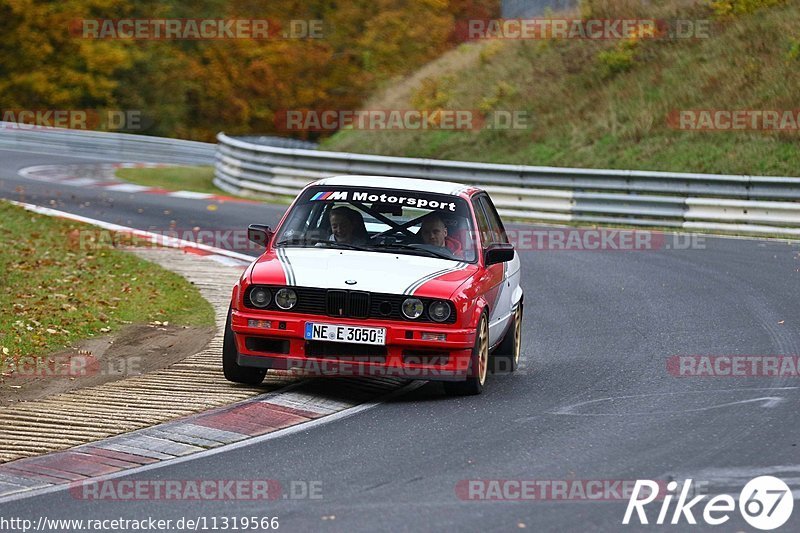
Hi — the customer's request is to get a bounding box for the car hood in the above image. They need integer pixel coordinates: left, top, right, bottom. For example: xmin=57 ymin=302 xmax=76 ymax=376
xmin=250 ymin=247 xmax=477 ymax=297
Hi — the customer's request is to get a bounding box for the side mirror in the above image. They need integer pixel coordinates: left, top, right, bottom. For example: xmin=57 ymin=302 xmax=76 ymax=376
xmin=485 ymin=243 xmax=514 ymax=265
xmin=248 ymin=224 xmax=273 ymax=247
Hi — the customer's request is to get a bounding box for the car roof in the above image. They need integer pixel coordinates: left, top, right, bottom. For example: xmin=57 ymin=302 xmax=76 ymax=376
xmin=311 ymin=175 xmax=480 ymax=197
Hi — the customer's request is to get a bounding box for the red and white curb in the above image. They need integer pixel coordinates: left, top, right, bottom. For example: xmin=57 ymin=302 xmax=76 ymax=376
xmin=0 ymin=379 xmax=414 ymax=502
xmin=18 ymin=163 xmax=259 ymax=204
xmin=9 ymin=200 xmax=253 ymax=267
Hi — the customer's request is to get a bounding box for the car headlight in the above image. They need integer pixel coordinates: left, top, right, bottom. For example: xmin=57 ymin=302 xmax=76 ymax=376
xmin=250 ymin=287 xmax=271 ymax=308
xmin=428 ymin=301 xmax=451 ymax=322
xmin=402 ymin=298 xmax=424 ymax=320
xmin=275 ymin=288 xmax=298 ymax=310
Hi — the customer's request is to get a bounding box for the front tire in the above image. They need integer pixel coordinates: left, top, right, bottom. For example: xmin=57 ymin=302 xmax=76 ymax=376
xmin=443 ymin=312 xmax=489 ymax=396
xmin=491 ymin=302 xmax=522 ymax=373
xmin=223 ymin=308 xmax=267 ymax=385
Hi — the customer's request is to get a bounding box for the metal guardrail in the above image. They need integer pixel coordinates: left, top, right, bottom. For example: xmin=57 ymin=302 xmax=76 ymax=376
xmin=2 ymin=124 xmax=797 ymax=237
xmin=0 ymin=123 xmax=216 ymax=165
xmin=214 ymin=132 xmax=800 ymax=237
xmin=0 ymin=124 xmax=310 ymax=166
xmin=235 ymin=135 xmax=318 ymax=150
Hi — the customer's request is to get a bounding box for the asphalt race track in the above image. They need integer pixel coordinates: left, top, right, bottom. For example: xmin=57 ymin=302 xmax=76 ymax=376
xmin=1 ymin=147 xmax=799 ymax=532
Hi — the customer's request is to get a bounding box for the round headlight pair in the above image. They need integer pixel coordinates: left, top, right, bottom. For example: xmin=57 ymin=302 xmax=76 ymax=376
xmin=250 ymin=287 xmax=297 ymax=310
xmin=401 ymin=298 xmax=451 ymax=322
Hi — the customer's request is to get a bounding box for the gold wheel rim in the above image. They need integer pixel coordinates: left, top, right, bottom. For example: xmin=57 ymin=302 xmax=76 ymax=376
xmin=513 ymin=306 xmax=522 ymax=365
xmin=478 ymin=316 xmax=488 ymax=385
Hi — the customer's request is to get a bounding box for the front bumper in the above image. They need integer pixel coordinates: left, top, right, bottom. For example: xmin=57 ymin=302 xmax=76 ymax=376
xmin=231 ymin=309 xmax=475 ymax=381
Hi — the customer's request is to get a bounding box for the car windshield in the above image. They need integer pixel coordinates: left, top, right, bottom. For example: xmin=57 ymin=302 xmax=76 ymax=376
xmin=274 ymin=186 xmax=477 ymax=262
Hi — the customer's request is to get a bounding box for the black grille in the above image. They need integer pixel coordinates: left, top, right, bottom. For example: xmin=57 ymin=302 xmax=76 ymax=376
xmin=293 ymin=287 xmax=327 ymax=313
xmin=245 ymin=286 xmax=456 ymax=324
xmin=349 ymin=292 xmax=370 ymax=319
xmin=327 ymin=290 xmax=348 ymax=317
xmin=325 ymin=290 xmax=370 ymax=319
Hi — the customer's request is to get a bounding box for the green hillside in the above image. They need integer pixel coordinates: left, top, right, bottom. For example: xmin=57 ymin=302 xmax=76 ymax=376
xmin=323 ymin=0 xmax=800 ymax=176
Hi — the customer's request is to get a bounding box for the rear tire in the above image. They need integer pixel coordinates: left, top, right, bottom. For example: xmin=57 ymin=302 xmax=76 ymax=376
xmin=223 ymin=308 xmax=267 ymax=385
xmin=490 ymin=302 xmax=522 ymax=373
xmin=443 ymin=312 xmax=489 ymax=396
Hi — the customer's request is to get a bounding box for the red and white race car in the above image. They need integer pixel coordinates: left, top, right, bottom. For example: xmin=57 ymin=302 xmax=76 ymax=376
xmin=224 ymin=175 xmax=523 ymax=395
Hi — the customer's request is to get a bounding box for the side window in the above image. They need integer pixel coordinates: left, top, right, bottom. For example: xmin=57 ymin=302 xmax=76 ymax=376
xmin=472 ymin=197 xmax=493 ymax=247
xmin=281 ymin=202 xmax=313 ymax=235
xmin=478 ymin=196 xmax=509 ymax=244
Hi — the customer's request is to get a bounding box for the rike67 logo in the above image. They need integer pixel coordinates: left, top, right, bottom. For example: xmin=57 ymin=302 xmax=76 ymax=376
xmin=624 ymin=476 xmax=794 ymax=530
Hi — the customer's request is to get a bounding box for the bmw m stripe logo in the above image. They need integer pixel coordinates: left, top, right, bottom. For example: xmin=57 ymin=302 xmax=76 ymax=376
xmin=310 ymin=191 xmax=350 ymax=201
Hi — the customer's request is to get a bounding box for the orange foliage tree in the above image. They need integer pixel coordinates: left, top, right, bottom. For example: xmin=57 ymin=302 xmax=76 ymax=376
xmin=0 ymin=0 xmax=500 ymax=140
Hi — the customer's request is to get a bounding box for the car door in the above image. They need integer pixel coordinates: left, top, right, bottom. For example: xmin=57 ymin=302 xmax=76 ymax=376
xmin=476 ymin=194 xmax=520 ymax=347
xmin=472 ymin=194 xmax=507 ymax=347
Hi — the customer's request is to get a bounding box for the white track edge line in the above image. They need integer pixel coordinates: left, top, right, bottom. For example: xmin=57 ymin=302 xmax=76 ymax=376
xmin=8 ymin=200 xmax=255 ymax=264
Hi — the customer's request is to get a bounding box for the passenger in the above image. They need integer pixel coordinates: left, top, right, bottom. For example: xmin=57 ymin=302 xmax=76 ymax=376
xmin=328 ymin=206 xmax=368 ymax=245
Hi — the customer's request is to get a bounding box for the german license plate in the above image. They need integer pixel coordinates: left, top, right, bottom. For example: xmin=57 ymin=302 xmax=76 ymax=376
xmin=304 ymin=322 xmax=386 ymax=345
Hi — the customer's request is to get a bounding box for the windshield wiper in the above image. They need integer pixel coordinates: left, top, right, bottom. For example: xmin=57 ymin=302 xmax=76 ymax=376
xmin=274 ymin=237 xmax=311 ymax=247
xmin=275 ymin=237 xmax=372 ymax=252
xmin=374 ymin=242 xmax=456 ymax=260
xmin=314 ymin=240 xmax=373 ymax=252
xmin=276 ymin=237 xmax=454 ymax=259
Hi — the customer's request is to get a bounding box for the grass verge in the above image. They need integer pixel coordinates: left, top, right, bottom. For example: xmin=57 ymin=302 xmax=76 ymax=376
xmin=0 ymin=201 xmax=215 ymax=366
xmin=116 ymin=166 xmax=223 ymax=195
xmin=116 ymin=165 xmax=296 ymax=205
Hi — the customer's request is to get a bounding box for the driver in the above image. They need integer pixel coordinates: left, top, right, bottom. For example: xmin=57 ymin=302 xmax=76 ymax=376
xmin=419 ymin=213 xmax=462 ymax=257
xmin=329 ymin=206 xmax=368 ymax=245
